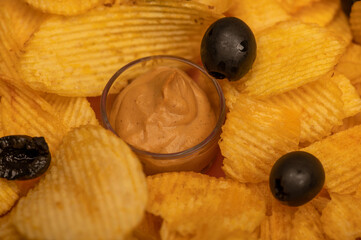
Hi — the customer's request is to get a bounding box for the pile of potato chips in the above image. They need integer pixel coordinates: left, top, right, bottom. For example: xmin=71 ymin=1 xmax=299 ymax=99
xmin=1 ymin=0 xmax=361 ymax=239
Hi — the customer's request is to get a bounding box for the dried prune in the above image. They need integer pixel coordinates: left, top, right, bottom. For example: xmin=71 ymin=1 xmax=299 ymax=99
xmin=0 ymin=135 xmax=51 ymax=180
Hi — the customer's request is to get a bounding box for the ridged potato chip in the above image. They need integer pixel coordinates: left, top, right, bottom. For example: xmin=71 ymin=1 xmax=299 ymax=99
xmin=350 ymin=1 xmax=361 ymax=44
xmin=332 ymin=112 xmax=361 ymax=133
xmin=133 ymin=213 xmax=162 ymax=240
xmin=226 ymin=0 xmax=290 ymax=34
xmin=335 ymin=43 xmax=361 ymax=83
xmin=267 ymin=74 xmax=344 ymax=144
xmin=0 ymin=214 xmax=23 ymax=240
xmin=24 ymin=0 xmax=103 ymax=16
xmin=220 ymin=95 xmax=300 ymax=183
xmin=238 ymin=20 xmax=345 ymax=97
xmin=194 ymin=0 xmax=233 ymax=13
xmin=302 ymin=125 xmax=361 ymax=194
xmin=0 ymin=79 xmax=67 ymax=153
xmin=326 ymin=10 xmax=353 ymax=46
xmin=321 ymin=193 xmax=361 ymax=240
xmin=293 ymin=0 xmax=339 ymax=27
xmin=12 ymin=125 xmax=147 ymax=240
xmin=19 ymin=0 xmax=221 ymax=96
xmin=276 ymin=0 xmax=321 ymax=14
xmin=333 ymin=73 xmax=361 ymax=118
xmin=146 ymin=172 xmax=266 ymax=240
xmin=218 ymin=79 xmax=241 ymax=110
xmin=0 ymin=179 xmax=20 ymax=216
xmin=43 ymin=94 xmax=99 ymax=130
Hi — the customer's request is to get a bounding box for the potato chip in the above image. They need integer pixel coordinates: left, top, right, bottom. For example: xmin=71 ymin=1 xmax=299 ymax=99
xmin=332 ymin=73 xmax=361 ymax=118
xmin=302 ymin=125 xmax=361 ymax=194
xmin=218 ymin=79 xmax=241 ymax=110
xmin=24 ymin=0 xmax=103 ymax=16
xmin=19 ymin=1 xmax=221 ymax=97
xmin=0 ymin=0 xmax=46 ymax=48
xmin=332 ymin=112 xmax=361 ymax=133
xmin=146 ymin=172 xmax=266 ymax=239
xmin=0 ymin=78 xmax=67 ymax=153
xmin=12 ymin=125 xmax=147 ymax=240
xmin=276 ymin=0 xmax=321 ymax=14
xmin=335 ymin=43 xmax=361 ymax=83
xmin=321 ymin=193 xmax=361 ymax=240
xmin=238 ymin=21 xmax=345 ymax=97
xmin=226 ymin=0 xmax=290 ymax=34
xmin=326 ymin=10 xmax=353 ymax=47
xmin=267 ymin=74 xmax=344 ymax=144
xmin=293 ymin=0 xmax=339 ymax=27
xmin=350 ymin=1 xmax=361 ymax=44
xmin=43 ymin=94 xmax=99 ymax=130
xmin=0 ymin=179 xmax=20 ymax=216
xmin=0 ymin=214 xmax=23 ymax=240
xmin=291 ymin=203 xmax=325 ymax=240
xmin=220 ymin=95 xmax=300 ymax=183
xmin=133 ymin=212 xmax=162 ymax=240
xmin=193 ymin=0 xmax=233 ymax=13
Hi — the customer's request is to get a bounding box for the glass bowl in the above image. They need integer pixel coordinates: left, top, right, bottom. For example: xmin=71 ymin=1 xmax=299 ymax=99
xmin=101 ymin=55 xmax=225 ymax=175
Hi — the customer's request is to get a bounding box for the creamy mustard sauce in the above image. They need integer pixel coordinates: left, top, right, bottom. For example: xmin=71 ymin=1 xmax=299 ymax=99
xmin=110 ymin=66 xmax=216 ymax=153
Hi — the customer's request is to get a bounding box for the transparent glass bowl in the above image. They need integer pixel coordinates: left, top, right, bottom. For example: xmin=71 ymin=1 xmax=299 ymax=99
xmin=101 ymin=55 xmax=225 ymax=175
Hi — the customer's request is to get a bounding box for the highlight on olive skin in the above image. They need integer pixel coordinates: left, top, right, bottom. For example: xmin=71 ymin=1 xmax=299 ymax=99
xmin=200 ymin=17 xmax=257 ymax=82
xmin=0 ymin=135 xmax=51 ymax=180
xmin=269 ymin=151 xmax=325 ymax=207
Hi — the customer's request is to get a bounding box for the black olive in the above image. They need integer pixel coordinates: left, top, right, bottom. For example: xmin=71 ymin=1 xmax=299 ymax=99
xmin=341 ymin=0 xmax=360 ymax=16
xmin=269 ymin=151 xmax=325 ymax=207
xmin=200 ymin=17 xmax=257 ymax=81
xmin=0 ymin=135 xmax=51 ymax=180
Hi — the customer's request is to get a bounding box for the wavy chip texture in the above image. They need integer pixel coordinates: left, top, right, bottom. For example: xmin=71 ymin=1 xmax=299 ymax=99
xmin=24 ymin=0 xmax=103 ymax=15
xmin=194 ymin=0 xmax=233 ymax=13
xmin=12 ymin=126 xmax=147 ymax=240
xmin=321 ymin=193 xmax=361 ymax=240
xmin=302 ymin=125 xmax=361 ymax=194
xmin=43 ymin=94 xmax=99 ymax=130
xmin=220 ymin=96 xmax=300 ymax=183
xmin=146 ymin=172 xmax=266 ymax=239
xmin=276 ymin=0 xmax=321 ymax=13
xmin=19 ymin=0 xmax=221 ymax=96
xmin=241 ymin=21 xmax=344 ymax=97
xmin=226 ymin=0 xmax=290 ymax=34
xmin=350 ymin=1 xmax=361 ymax=44
xmin=335 ymin=43 xmax=361 ymax=83
xmin=293 ymin=0 xmax=339 ymax=26
xmin=267 ymin=75 xmax=344 ymax=144
xmin=0 ymin=179 xmax=20 ymax=216
xmin=0 ymin=214 xmax=23 ymax=240
xmin=0 ymin=80 xmax=67 ymax=153
xmin=326 ymin=10 xmax=353 ymax=46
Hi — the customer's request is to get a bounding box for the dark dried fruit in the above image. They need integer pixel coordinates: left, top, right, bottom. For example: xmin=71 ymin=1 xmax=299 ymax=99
xmin=0 ymin=135 xmax=51 ymax=180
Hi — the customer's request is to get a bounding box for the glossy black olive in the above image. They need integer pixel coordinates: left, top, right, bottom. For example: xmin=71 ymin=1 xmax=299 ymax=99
xmin=341 ymin=0 xmax=360 ymax=16
xmin=0 ymin=135 xmax=51 ymax=180
xmin=269 ymin=151 xmax=325 ymax=207
xmin=200 ymin=17 xmax=257 ymax=81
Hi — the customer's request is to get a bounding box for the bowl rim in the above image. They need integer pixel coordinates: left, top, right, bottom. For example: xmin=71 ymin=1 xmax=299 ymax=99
xmin=100 ymin=55 xmax=226 ymax=160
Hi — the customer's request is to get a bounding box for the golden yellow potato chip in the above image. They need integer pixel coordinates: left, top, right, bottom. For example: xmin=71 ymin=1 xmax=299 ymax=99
xmin=332 ymin=112 xmax=361 ymax=133
xmin=220 ymin=95 xmax=300 ymax=183
xmin=311 ymin=192 xmax=331 ymax=213
xmin=293 ymin=0 xmax=339 ymax=27
xmin=0 ymin=79 xmax=67 ymax=153
xmin=291 ymin=203 xmax=325 ymax=240
xmin=133 ymin=213 xmax=162 ymax=240
xmin=238 ymin=21 xmax=345 ymax=97
xmin=0 ymin=214 xmax=23 ymax=240
xmin=267 ymin=74 xmax=344 ymax=144
xmin=350 ymin=1 xmax=361 ymax=44
xmin=12 ymin=125 xmax=147 ymax=240
xmin=19 ymin=1 xmax=221 ymax=96
xmin=194 ymin=0 xmax=233 ymax=13
xmin=302 ymin=125 xmax=361 ymax=194
xmin=0 ymin=0 xmax=46 ymax=48
xmin=326 ymin=10 xmax=353 ymax=47
xmin=24 ymin=0 xmax=103 ymax=16
xmin=277 ymin=0 xmax=321 ymax=14
xmin=321 ymin=193 xmax=361 ymax=240
xmin=335 ymin=43 xmax=361 ymax=83
xmin=332 ymin=73 xmax=361 ymax=118
xmin=146 ymin=172 xmax=266 ymax=239
xmin=0 ymin=179 xmax=20 ymax=216
xmin=43 ymin=94 xmax=99 ymax=130
xmin=218 ymin=79 xmax=241 ymax=110
xmin=226 ymin=0 xmax=290 ymax=34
